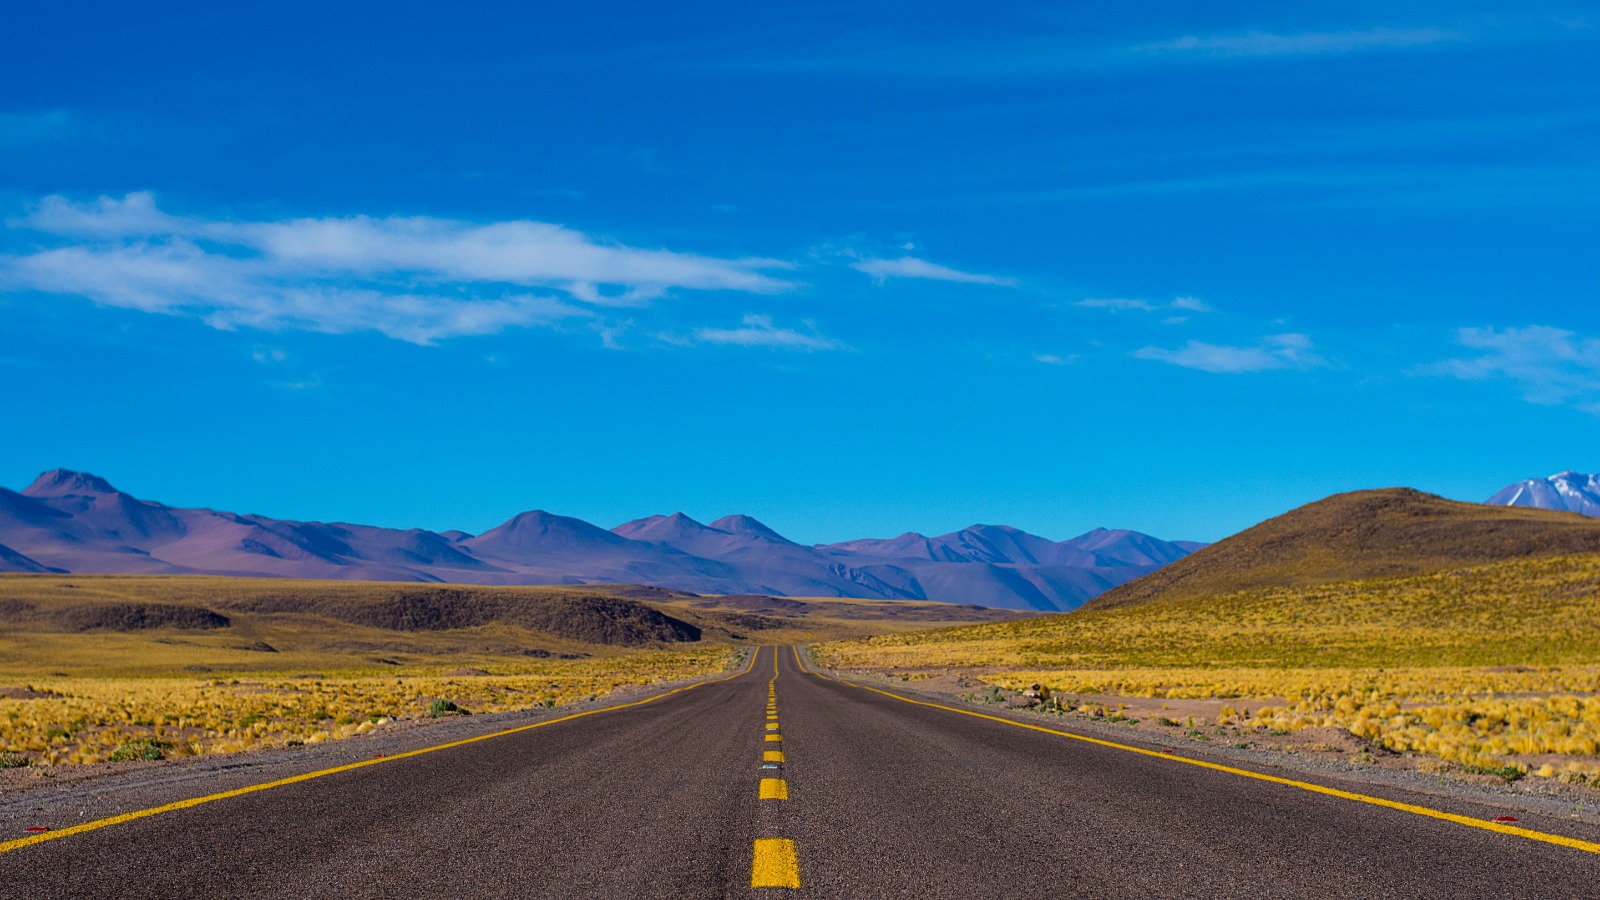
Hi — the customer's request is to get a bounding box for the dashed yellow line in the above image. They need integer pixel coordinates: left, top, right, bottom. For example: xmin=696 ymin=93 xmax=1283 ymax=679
xmin=0 ymin=647 xmax=762 ymax=856
xmin=790 ymin=644 xmax=1600 ymax=856
xmin=753 ymin=651 xmax=798 ymax=889
xmin=751 ymin=838 xmax=801 ymax=888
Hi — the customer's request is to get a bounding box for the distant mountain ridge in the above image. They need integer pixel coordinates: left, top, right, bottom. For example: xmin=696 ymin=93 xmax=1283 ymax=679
xmin=1486 ymin=471 xmax=1600 ymax=517
xmin=0 ymin=469 xmax=1204 ymax=611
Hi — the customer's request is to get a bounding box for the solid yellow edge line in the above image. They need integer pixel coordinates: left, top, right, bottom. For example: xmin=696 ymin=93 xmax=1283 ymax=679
xmin=790 ymin=644 xmax=1600 ymax=856
xmin=751 ymin=837 xmax=801 ymax=888
xmin=0 ymin=645 xmax=760 ymax=856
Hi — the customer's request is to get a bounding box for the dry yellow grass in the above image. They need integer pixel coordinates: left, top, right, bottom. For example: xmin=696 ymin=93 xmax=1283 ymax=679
xmin=0 ymin=573 xmax=1016 ymax=767
xmin=0 ymin=651 xmax=732 ymax=766
xmin=818 ymin=553 xmax=1600 ymax=783
xmin=0 ymin=574 xmax=748 ymax=766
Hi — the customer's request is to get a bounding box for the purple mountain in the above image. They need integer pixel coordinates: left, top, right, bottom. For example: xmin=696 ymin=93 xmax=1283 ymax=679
xmin=0 ymin=469 xmax=1205 ymax=611
xmin=1486 ymin=471 xmax=1600 ymax=517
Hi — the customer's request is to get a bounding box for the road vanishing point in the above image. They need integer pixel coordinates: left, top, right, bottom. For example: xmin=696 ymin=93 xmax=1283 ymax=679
xmin=3 ymin=646 xmax=1599 ymax=898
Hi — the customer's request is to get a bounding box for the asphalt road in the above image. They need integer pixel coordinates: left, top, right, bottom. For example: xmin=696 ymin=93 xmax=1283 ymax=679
xmin=3 ymin=646 xmax=1599 ymax=898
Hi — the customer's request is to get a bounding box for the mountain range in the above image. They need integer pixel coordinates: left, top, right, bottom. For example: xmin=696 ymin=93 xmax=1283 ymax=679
xmin=0 ymin=469 xmax=1203 ymax=611
xmin=1485 ymin=470 xmax=1600 ymax=517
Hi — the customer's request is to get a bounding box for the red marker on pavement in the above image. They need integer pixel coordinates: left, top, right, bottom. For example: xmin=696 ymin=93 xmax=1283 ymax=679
xmin=26 ymin=826 xmax=48 ymax=834
xmin=1493 ymin=816 xmax=1519 ymax=823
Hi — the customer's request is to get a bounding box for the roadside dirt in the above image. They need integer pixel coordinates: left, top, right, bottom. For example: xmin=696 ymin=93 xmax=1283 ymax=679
xmin=842 ymin=666 xmax=1600 ymax=825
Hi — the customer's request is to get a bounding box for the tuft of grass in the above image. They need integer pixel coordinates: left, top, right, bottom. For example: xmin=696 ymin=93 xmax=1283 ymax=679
xmin=108 ymin=739 xmax=168 ymax=762
xmin=1463 ymin=763 xmax=1527 ymax=782
xmin=427 ymin=698 xmax=467 ymax=717
xmin=0 ymin=751 xmax=30 ymax=768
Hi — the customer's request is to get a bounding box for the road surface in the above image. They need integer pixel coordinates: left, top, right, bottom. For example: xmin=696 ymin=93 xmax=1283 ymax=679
xmin=3 ymin=646 xmax=1598 ymax=898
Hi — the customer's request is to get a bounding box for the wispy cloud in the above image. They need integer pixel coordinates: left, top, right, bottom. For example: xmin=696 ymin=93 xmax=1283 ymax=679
xmin=1138 ymin=27 xmax=1465 ymax=58
xmin=1078 ymin=296 xmax=1214 ymax=314
xmin=718 ymin=21 xmax=1478 ymax=80
xmin=1135 ymin=333 xmax=1323 ymax=373
xmin=851 ymin=255 xmax=1016 ymax=287
xmin=1423 ymin=325 xmax=1600 ymax=410
xmin=692 ymin=314 xmax=838 ymax=351
xmin=1 ymin=192 xmax=794 ymax=344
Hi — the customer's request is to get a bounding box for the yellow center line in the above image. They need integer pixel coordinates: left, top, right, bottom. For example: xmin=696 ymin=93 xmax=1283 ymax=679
xmin=759 ymin=777 xmax=790 ymax=800
xmin=764 ymin=750 xmax=785 ymax=762
xmin=0 ymin=647 xmax=762 ymax=856
xmin=789 ymin=644 xmax=1600 ymax=856
xmin=751 ymin=838 xmax=801 ymax=888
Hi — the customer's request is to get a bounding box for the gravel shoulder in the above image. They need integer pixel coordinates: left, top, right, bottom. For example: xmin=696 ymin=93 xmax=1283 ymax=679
xmin=823 ymin=664 xmax=1600 ymax=831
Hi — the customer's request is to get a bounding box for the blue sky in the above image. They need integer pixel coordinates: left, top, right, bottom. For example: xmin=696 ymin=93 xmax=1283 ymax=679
xmin=2 ymin=1 xmax=1598 ymax=544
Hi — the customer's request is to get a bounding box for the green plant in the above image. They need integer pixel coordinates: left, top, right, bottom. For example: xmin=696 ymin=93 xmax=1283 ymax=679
xmin=108 ymin=740 xmax=167 ymax=762
xmin=0 ymin=751 xmax=29 ymax=768
xmin=1463 ymin=763 xmax=1526 ymax=782
xmin=427 ymin=698 xmax=467 ymax=717
xmin=1155 ymin=716 xmax=1180 ymax=727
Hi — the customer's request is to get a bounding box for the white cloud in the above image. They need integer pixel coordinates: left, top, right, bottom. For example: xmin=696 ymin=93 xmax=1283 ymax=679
xmin=2 ymin=192 xmax=794 ymax=344
xmin=1033 ymin=353 xmax=1075 ymax=366
xmin=1078 ymin=297 xmax=1157 ymax=312
xmin=1135 ymin=333 xmax=1323 ymax=373
xmin=1078 ymin=295 xmax=1214 ymax=314
xmin=1170 ymin=296 xmax=1213 ymax=313
xmin=1142 ymin=27 xmax=1464 ymax=58
xmin=692 ymin=314 xmax=838 ymax=351
xmin=1424 ymin=325 xmax=1600 ymax=408
xmin=851 ymin=256 xmax=1016 ymax=287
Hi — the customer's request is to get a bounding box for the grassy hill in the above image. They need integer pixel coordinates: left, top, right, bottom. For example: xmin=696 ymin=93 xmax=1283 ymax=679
xmin=815 ymin=490 xmax=1600 ymax=784
xmin=0 ymin=574 xmax=1029 ymax=677
xmin=1086 ymin=488 xmax=1600 ymax=610
xmin=0 ymin=574 xmax=1025 ymax=768
xmin=820 ymin=551 xmax=1600 ymax=670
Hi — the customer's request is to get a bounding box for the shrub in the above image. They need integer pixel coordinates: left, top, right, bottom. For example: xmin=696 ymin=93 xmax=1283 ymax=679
xmin=0 ymin=751 xmax=29 ymax=768
xmin=428 ymin=698 xmax=468 ymax=717
xmin=108 ymin=740 xmax=167 ymax=762
xmin=1463 ymin=763 xmax=1526 ymax=782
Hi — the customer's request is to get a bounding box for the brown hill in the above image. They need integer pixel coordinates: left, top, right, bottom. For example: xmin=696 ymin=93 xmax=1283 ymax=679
xmin=0 ymin=597 xmax=231 ymax=631
xmin=1087 ymin=488 xmax=1600 ymax=610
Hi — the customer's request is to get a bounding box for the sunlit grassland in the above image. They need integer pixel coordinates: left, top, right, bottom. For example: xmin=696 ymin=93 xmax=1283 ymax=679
xmin=0 ymin=573 xmax=1006 ymax=768
xmin=0 ymin=575 xmax=744 ymax=767
xmin=817 ymin=553 xmax=1600 ymax=783
xmin=0 ymin=649 xmax=732 ymax=766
